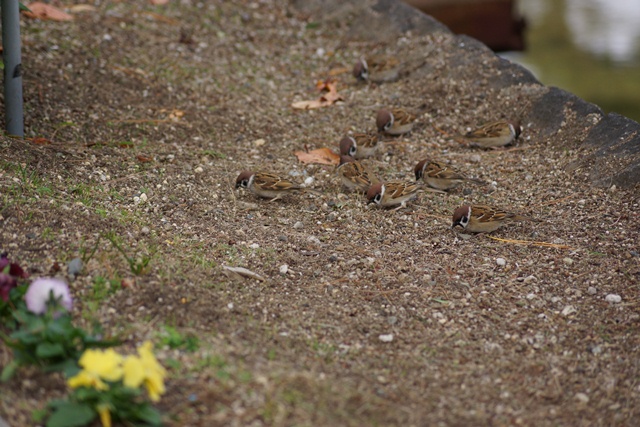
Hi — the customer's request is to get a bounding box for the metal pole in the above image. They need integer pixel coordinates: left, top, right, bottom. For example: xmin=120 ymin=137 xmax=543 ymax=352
xmin=1 ymin=0 xmax=24 ymax=137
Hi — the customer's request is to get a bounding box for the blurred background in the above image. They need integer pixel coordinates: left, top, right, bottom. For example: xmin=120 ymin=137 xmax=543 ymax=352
xmin=405 ymin=0 xmax=640 ymax=123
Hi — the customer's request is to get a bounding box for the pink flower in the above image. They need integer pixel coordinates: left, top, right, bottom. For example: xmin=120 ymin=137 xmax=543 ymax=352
xmin=24 ymin=278 xmax=73 ymax=315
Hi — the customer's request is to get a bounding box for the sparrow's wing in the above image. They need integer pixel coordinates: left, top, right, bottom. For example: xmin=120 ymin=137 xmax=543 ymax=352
xmin=388 ymin=181 xmax=419 ymax=198
xmin=392 ymin=108 xmax=416 ymax=125
xmin=354 ymin=133 xmax=380 ymax=149
xmin=465 ymin=121 xmax=510 ymax=139
xmin=474 ymin=205 xmax=510 ymax=222
xmin=255 ymin=173 xmax=300 ymax=191
xmin=426 ymin=161 xmax=466 ymax=181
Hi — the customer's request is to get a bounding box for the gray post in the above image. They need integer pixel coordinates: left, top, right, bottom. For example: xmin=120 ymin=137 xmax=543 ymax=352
xmin=1 ymin=0 xmax=24 ymax=137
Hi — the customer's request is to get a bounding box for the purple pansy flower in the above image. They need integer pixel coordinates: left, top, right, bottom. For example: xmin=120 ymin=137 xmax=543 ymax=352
xmin=25 ymin=278 xmax=73 ymax=315
xmin=0 ymin=253 xmax=28 ymax=302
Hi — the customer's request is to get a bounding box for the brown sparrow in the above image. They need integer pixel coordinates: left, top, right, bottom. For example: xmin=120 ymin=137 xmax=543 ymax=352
xmin=352 ymin=56 xmax=401 ymax=83
xmin=339 ymin=132 xmax=382 ymax=160
xmin=451 ymin=204 xmax=533 ymax=233
xmin=366 ymin=181 xmax=421 ymax=209
xmin=463 ymin=120 xmax=522 ymax=148
xmin=337 ymin=155 xmax=380 ymax=193
xmin=235 ymin=171 xmax=314 ymax=201
xmin=376 ymin=108 xmax=416 ymax=135
xmin=414 ymin=159 xmax=484 ymax=191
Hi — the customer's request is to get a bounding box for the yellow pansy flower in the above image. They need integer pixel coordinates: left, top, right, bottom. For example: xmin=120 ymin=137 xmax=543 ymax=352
xmin=68 ymin=348 xmax=123 ymax=390
xmin=122 ymin=341 xmax=166 ymax=401
xmin=97 ymin=403 xmax=112 ymax=427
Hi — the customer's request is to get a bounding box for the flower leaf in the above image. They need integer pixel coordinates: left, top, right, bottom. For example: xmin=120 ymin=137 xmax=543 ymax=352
xmin=46 ymin=402 xmax=95 ymax=427
xmin=0 ymin=360 xmax=20 ymax=382
xmin=36 ymin=342 xmax=65 ymax=358
xmin=135 ymin=404 xmax=163 ymax=426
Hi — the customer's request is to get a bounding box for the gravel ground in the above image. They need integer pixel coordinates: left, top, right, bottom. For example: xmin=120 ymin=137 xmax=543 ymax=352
xmin=1 ymin=1 xmax=639 ymax=426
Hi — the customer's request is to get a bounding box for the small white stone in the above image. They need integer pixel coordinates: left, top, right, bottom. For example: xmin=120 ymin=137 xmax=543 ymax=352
xmin=194 ymin=166 xmax=204 ymax=173
xmin=563 ymin=257 xmax=574 ymax=265
xmin=254 ymin=138 xmax=266 ymax=146
xmin=587 ymin=286 xmax=597 ymax=295
xmin=304 ymin=176 xmax=314 ymax=186
xmin=496 ymin=258 xmax=506 ymax=266
xmin=227 ymin=302 xmax=234 ymax=309
xmin=526 ymin=293 xmax=536 ymax=300
xmin=605 ymin=294 xmax=622 ymax=303
xmin=293 ymin=221 xmax=304 ymax=229
xmin=140 ymin=193 xmax=148 ymax=203
xmin=249 ymin=243 xmax=260 ymax=249
xmin=575 ymin=392 xmax=589 ymax=403
xmin=279 ymin=264 xmax=289 ymax=275
xmin=141 ymin=226 xmax=150 ymax=235
xmin=378 ymin=334 xmax=394 ymax=343
xmin=561 ymin=305 xmax=577 ymax=316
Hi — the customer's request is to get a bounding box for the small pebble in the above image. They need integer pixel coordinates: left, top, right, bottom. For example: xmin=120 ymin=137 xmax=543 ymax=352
xmin=67 ymin=258 xmax=83 ymax=276
xmin=469 ymin=154 xmax=481 ymax=163
xmin=496 ymin=258 xmax=506 ymax=266
xmin=561 ymin=305 xmax=576 ymax=316
xmin=194 ymin=166 xmax=204 ymax=173
xmin=278 ymin=235 xmax=287 ymax=242
xmin=462 ymin=188 xmax=473 ymax=196
xmin=605 ymin=294 xmax=621 ymax=303
xmin=387 ymin=316 xmax=397 ymax=325
xmin=328 ymin=255 xmax=338 ymax=262
xmin=304 ymin=177 xmax=314 ymax=186
xmin=378 ymin=334 xmax=394 ymax=343
xmin=587 ymin=286 xmax=597 ymax=295
xmin=575 ymin=393 xmax=589 ymax=403
xmin=141 ymin=226 xmax=150 ymax=235
xmin=249 ymin=243 xmax=260 ymax=249
xmin=293 ymin=221 xmax=304 ymax=229
xmin=279 ymin=264 xmax=288 ymax=275
xmin=563 ymin=257 xmax=574 ymax=265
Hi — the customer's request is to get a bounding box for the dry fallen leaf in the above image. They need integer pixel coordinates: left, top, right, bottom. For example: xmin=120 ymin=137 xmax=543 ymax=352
xmin=294 ymin=147 xmax=340 ymax=165
xmin=137 ymin=154 xmax=153 ymax=163
xmin=150 ymin=0 xmax=170 ymax=4
xmin=31 ymin=137 xmax=52 ymax=145
xmin=291 ymin=78 xmax=343 ymax=110
xmin=23 ymin=2 xmax=74 ymax=21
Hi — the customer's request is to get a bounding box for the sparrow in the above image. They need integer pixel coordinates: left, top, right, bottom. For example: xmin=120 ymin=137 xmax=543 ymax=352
xmin=451 ymin=204 xmax=533 ymax=233
xmin=235 ymin=171 xmax=314 ymax=201
xmin=339 ymin=132 xmax=382 ymax=160
xmin=463 ymin=120 xmax=522 ymax=148
xmin=352 ymin=56 xmax=401 ymax=84
xmin=376 ymin=108 xmax=416 ymax=135
xmin=366 ymin=181 xmax=420 ymax=209
xmin=337 ymin=155 xmax=380 ymax=193
xmin=414 ymin=159 xmax=485 ymax=191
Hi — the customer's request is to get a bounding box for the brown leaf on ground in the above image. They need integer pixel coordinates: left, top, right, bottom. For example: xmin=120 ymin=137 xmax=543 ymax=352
xmin=23 ymin=2 xmax=74 ymax=21
xmin=30 ymin=137 xmax=52 ymax=145
xmin=137 ymin=154 xmax=154 ymax=163
xmin=150 ymin=0 xmax=170 ymax=4
xmin=294 ymin=147 xmax=340 ymax=165
xmin=291 ymin=78 xmax=343 ymax=110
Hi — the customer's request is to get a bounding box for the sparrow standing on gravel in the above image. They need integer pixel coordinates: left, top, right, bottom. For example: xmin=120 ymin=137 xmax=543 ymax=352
xmin=235 ymin=171 xmax=314 ymax=201
xmin=352 ymin=56 xmax=401 ymax=84
xmin=451 ymin=204 xmax=533 ymax=233
xmin=366 ymin=181 xmax=421 ymax=209
xmin=337 ymin=155 xmax=380 ymax=193
xmin=339 ymin=132 xmax=382 ymax=160
xmin=376 ymin=108 xmax=416 ymax=136
xmin=414 ymin=159 xmax=484 ymax=191
xmin=463 ymin=120 xmax=522 ymax=148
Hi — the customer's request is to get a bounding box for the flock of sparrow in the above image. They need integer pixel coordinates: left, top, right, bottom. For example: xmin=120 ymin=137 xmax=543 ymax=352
xmin=236 ymin=57 xmax=534 ymax=234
